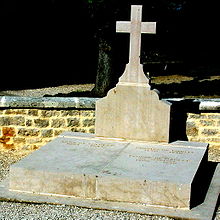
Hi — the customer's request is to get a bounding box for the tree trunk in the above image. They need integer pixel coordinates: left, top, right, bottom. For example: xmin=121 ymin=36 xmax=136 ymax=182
xmin=92 ymin=38 xmax=113 ymax=97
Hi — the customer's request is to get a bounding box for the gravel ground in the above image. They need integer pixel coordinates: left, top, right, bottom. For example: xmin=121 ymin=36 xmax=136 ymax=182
xmin=0 ymin=151 xmax=219 ymax=220
xmin=0 ymin=202 xmax=174 ymax=220
xmin=0 ymin=84 xmax=95 ymax=97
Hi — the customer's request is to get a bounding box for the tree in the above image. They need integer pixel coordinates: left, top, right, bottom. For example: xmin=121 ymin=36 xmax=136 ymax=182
xmin=82 ymin=0 xmax=120 ymax=97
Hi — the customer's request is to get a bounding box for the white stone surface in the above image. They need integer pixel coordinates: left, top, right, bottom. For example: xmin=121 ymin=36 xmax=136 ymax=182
xmin=95 ymin=5 xmax=170 ymax=142
xmin=116 ymin=5 xmax=156 ymax=85
xmin=95 ymin=84 xmax=171 ymax=142
xmin=9 ymin=132 xmax=208 ymax=209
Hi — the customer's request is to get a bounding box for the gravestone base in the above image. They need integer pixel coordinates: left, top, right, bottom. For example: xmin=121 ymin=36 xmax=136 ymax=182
xmin=95 ymin=84 xmax=171 ymax=142
xmin=0 ymin=132 xmax=219 ymax=220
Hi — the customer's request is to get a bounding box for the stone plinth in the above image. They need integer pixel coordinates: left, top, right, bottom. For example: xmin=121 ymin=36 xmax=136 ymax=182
xmin=10 ymin=132 xmax=208 ymax=209
xmin=95 ymin=84 xmax=171 ymax=142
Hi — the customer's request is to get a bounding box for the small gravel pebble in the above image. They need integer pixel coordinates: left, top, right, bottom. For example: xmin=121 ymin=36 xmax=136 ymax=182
xmin=0 ymin=151 xmax=219 ymax=220
xmin=0 ymin=202 xmax=175 ymax=220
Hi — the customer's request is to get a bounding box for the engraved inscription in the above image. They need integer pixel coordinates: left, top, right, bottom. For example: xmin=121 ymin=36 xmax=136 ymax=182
xmin=129 ymin=155 xmax=191 ymax=164
xmin=61 ymin=140 xmax=114 ymax=148
xmin=136 ymin=146 xmax=194 ymax=155
xmin=62 ymin=140 xmax=81 ymax=146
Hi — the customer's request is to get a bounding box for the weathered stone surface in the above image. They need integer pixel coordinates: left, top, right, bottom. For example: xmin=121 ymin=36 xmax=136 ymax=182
xmin=26 ymin=119 xmax=33 ymax=127
xmin=18 ymin=128 xmax=40 ymax=137
xmin=0 ymin=101 xmax=219 ymax=155
xmin=186 ymin=121 xmax=199 ymax=136
xmin=199 ymin=100 xmax=220 ymax=111
xmin=41 ymin=110 xmax=60 ymax=118
xmin=51 ymin=119 xmax=66 ymax=128
xmin=83 ymin=119 xmax=95 ymax=127
xmin=199 ymin=120 xmax=215 ymax=126
xmin=116 ymin=5 xmax=156 ymax=85
xmin=34 ymin=119 xmax=49 ymax=128
xmin=2 ymin=127 xmax=16 ymax=137
xmin=9 ymin=132 xmax=208 ymax=209
xmin=0 ymin=96 xmax=99 ymax=109
xmin=41 ymin=129 xmax=53 ymax=138
xmin=1 ymin=164 xmax=220 ymax=220
xmin=28 ymin=109 xmax=39 ymax=116
xmin=10 ymin=133 xmax=128 ymax=198
xmin=95 ymin=5 xmax=170 ymax=142
xmin=0 ymin=96 xmax=219 ymax=111
xmin=96 ymin=84 xmax=171 ymax=142
xmin=4 ymin=109 xmax=27 ymax=115
xmin=97 ymin=141 xmax=208 ymax=209
xmin=0 ymin=117 xmax=11 ymax=126
xmin=202 ymin=129 xmax=218 ymax=136
xmin=61 ymin=110 xmax=80 ymax=117
xmin=67 ymin=118 xmax=80 ymax=127
xmin=0 ymin=116 xmax=25 ymax=126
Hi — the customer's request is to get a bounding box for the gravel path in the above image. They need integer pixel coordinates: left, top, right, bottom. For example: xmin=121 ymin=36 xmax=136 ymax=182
xmin=0 ymin=84 xmax=95 ymax=97
xmin=0 ymin=202 xmax=174 ymax=220
xmin=0 ymin=151 xmax=219 ymax=220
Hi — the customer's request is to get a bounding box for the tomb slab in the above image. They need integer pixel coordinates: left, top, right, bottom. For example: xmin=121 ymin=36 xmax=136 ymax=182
xmin=10 ymin=133 xmax=128 ymax=198
xmin=96 ymin=141 xmax=208 ymax=209
xmin=10 ymin=133 xmax=208 ymax=209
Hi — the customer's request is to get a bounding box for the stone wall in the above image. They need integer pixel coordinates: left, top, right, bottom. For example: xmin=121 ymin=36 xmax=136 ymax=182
xmin=0 ymin=96 xmax=219 ymax=161
xmin=187 ymin=113 xmax=220 ymax=160
xmin=0 ymin=109 xmax=95 ymax=152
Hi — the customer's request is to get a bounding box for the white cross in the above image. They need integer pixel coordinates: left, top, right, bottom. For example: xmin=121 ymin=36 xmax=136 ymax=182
xmin=116 ymin=5 xmax=156 ymax=84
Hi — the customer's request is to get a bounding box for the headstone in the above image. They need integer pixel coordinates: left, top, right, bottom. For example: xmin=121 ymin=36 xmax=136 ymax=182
xmin=95 ymin=5 xmax=171 ymax=143
xmin=1 ymin=5 xmax=219 ymax=220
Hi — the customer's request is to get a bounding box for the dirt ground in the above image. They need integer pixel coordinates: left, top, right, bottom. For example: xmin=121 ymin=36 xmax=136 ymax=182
xmin=0 ymin=74 xmax=219 ymax=98
xmin=0 ymin=84 xmax=95 ymax=97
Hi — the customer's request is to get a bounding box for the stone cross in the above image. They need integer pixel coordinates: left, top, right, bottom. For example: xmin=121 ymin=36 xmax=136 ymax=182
xmin=116 ymin=5 xmax=156 ymax=85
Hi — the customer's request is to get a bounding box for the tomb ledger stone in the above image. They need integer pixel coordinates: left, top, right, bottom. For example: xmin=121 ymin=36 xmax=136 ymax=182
xmin=9 ymin=132 xmax=209 ymax=209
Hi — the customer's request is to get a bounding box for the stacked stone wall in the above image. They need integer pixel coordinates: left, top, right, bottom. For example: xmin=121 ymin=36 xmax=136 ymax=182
xmin=186 ymin=113 xmax=220 ymax=160
xmin=0 ymin=103 xmax=219 ymax=161
xmin=0 ymin=109 xmax=95 ymax=152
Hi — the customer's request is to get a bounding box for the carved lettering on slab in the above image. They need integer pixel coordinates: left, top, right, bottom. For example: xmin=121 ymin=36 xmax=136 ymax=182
xmin=62 ymin=140 xmax=114 ymax=148
xmin=62 ymin=140 xmax=81 ymax=146
xmin=129 ymin=154 xmax=191 ymax=164
xmin=136 ymin=146 xmax=194 ymax=155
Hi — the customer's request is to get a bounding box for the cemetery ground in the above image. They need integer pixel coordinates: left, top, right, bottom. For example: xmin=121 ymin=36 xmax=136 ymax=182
xmin=0 ymin=74 xmax=220 ymax=98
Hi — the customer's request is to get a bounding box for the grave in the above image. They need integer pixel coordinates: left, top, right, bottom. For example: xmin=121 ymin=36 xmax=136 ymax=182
xmin=0 ymin=5 xmax=219 ymax=220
